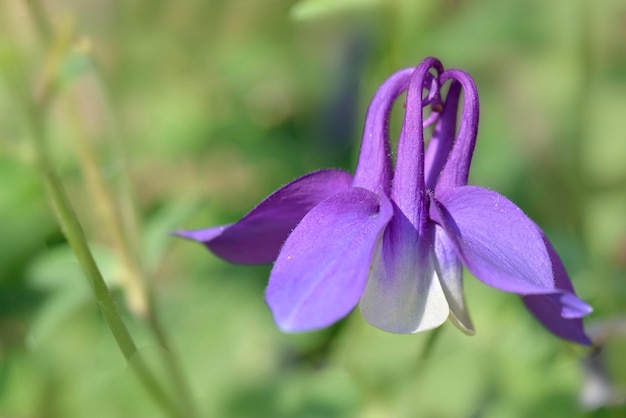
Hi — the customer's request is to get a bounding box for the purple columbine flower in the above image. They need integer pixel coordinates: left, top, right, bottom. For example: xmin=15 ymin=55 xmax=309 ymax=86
xmin=178 ymin=57 xmax=592 ymax=345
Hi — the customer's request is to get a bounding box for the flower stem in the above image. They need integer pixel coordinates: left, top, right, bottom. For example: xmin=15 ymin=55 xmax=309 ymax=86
xmin=20 ymin=4 xmax=199 ymax=415
xmin=64 ymin=71 xmax=199 ymax=418
xmin=33 ymin=119 xmax=184 ymax=418
xmin=418 ymin=326 xmax=444 ymax=362
xmin=1 ymin=46 xmax=184 ymax=416
xmin=146 ymin=302 xmax=198 ymax=417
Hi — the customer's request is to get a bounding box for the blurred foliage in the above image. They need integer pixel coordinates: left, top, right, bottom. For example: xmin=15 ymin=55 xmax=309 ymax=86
xmin=1 ymin=0 xmax=626 ymax=416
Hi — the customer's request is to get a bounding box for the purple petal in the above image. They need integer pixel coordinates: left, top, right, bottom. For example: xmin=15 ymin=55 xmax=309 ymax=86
xmin=176 ymin=224 xmax=231 ymax=243
xmin=430 ymin=186 xmax=592 ymax=343
xmin=433 ymin=225 xmax=474 ymax=334
xmin=523 ymin=294 xmax=592 ymax=345
xmin=430 ymin=186 xmax=563 ymax=294
xmin=522 ymin=235 xmax=593 ymax=345
xmin=176 ymin=169 xmax=353 ymax=264
xmin=266 ymin=187 xmax=393 ymax=332
xmin=359 ymin=207 xmax=449 ymax=334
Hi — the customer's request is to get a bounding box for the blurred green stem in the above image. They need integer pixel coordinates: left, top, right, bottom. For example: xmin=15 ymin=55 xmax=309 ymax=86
xmin=23 ymin=3 xmax=199 ymax=415
xmin=4 ymin=11 xmax=192 ymax=417
xmin=65 ymin=102 xmax=148 ymax=317
xmin=26 ymin=96 xmax=183 ymax=418
xmin=64 ymin=63 xmax=199 ymax=418
xmin=418 ymin=326 xmax=444 ymax=362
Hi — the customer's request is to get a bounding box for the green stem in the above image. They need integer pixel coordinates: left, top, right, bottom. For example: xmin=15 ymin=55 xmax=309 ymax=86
xmin=418 ymin=326 xmax=444 ymax=363
xmin=147 ymin=300 xmax=198 ymax=418
xmin=33 ymin=119 xmax=183 ymax=418
xmin=21 ymin=3 xmax=199 ymax=414
xmin=2 ymin=56 xmax=184 ymax=414
xmin=64 ymin=70 xmax=199 ymax=418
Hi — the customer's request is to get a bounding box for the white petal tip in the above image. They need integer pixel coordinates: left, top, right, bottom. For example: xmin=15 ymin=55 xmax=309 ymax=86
xmin=449 ymin=313 xmax=475 ymax=336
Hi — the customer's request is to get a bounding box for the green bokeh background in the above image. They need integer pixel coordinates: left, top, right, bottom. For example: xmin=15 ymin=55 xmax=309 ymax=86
xmin=1 ymin=0 xmax=625 ymax=416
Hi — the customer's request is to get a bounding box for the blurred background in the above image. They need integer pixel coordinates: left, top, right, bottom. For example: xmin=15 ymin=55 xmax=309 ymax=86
xmin=1 ymin=0 xmax=626 ymax=416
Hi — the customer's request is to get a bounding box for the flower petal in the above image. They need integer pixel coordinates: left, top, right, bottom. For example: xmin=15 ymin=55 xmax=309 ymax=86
xmin=175 ymin=224 xmax=231 ymax=243
xmin=175 ymin=169 xmax=354 ymax=264
xmin=266 ymin=187 xmax=393 ymax=332
xmin=433 ymin=225 xmax=474 ymax=334
xmin=522 ymin=235 xmax=592 ymax=345
xmin=430 ymin=186 xmax=562 ymax=294
xmin=523 ymin=294 xmax=592 ymax=345
xmin=431 ymin=186 xmax=592 ymax=344
xmin=360 ymin=209 xmax=449 ymax=334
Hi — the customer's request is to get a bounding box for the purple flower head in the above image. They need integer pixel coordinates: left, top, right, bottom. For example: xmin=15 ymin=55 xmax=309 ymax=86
xmin=177 ymin=57 xmax=593 ymax=345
